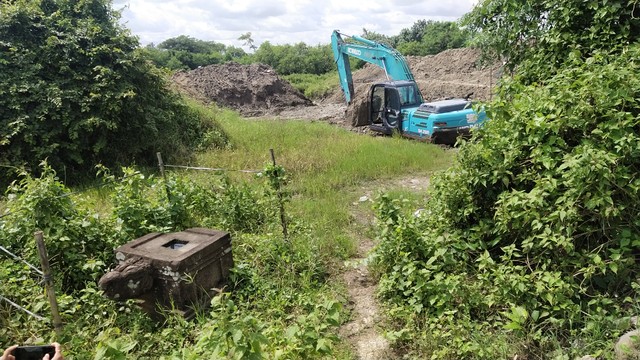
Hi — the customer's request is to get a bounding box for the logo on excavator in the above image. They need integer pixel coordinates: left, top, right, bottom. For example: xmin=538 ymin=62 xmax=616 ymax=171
xmin=466 ymin=113 xmax=478 ymax=124
xmin=347 ymin=48 xmax=362 ymax=56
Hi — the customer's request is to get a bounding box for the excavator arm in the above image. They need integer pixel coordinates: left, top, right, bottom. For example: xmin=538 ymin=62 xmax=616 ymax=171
xmin=331 ymin=30 xmax=415 ymax=104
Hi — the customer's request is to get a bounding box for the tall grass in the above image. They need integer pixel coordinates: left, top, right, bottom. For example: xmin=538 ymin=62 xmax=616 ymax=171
xmin=194 ymin=105 xmax=454 ymax=259
xmin=284 ymin=73 xmax=339 ymax=100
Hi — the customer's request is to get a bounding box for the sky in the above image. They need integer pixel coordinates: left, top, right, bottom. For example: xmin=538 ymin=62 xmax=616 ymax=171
xmin=111 ymin=0 xmax=478 ymax=49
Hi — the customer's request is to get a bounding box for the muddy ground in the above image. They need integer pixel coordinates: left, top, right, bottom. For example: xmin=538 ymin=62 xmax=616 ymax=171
xmin=171 ymin=47 xmax=501 ymax=130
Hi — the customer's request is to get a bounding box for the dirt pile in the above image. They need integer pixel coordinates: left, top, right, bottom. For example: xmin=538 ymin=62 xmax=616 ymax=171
xmin=408 ymin=48 xmax=501 ymax=101
xmin=172 ymin=62 xmax=312 ymax=116
xmin=329 ymin=48 xmax=502 ymax=127
xmin=170 ymin=49 xmax=500 ymax=128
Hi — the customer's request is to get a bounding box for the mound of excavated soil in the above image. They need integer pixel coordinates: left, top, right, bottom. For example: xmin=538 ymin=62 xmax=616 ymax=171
xmin=327 ymin=48 xmax=502 ymax=127
xmin=172 ymin=62 xmax=312 ymax=116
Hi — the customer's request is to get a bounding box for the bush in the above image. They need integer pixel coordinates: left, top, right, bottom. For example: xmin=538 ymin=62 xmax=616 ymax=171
xmin=0 ymin=163 xmax=117 ymax=291
xmin=0 ymin=0 xmax=226 ymax=186
xmin=283 ymin=73 xmax=338 ymax=100
xmin=372 ymin=46 xmax=640 ymax=358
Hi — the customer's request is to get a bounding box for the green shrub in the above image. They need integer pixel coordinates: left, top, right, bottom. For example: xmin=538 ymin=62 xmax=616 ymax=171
xmin=0 ymin=163 xmax=116 ymax=290
xmin=284 ymin=73 xmax=338 ymax=100
xmin=0 ymin=0 xmax=227 ymax=186
xmin=372 ymin=46 xmax=640 ymax=358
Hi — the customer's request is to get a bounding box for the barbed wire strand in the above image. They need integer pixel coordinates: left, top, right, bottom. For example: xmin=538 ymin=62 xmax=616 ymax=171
xmin=0 ymin=294 xmax=47 ymax=321
xmin=0 ymin=246 xmax=43 ymax=276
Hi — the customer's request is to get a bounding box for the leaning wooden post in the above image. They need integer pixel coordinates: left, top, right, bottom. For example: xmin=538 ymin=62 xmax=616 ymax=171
xmin=34 ymin=231 xmax=63 ymax=336
xmin=270 ymin=149 xmax=288 ymax=242
xmin=156 ymin=152 xmax=172 ymax=200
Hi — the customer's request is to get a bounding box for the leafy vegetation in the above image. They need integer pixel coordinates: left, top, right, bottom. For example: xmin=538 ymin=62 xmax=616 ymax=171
xmin=371 ymin=0 xmax=640 ymax=358
xmin=0 ymin=0 xmax=225 ymax=187
xmin=0 ymin=101 xmax=454 ymax=358
xmin=395 ymin=20 xmax=470 ymax=56
xmin=463 ymin=0 xmax=640 ymax=81
xmin=253 ymin=41 xmax=335 ymax=76
xmin=143 ymin=35 xmax=248 ymax=70
xmin=284 ymin=72 xmax=338 ymax=99
xmin=141 ymin=19 xmax=469 ymax=76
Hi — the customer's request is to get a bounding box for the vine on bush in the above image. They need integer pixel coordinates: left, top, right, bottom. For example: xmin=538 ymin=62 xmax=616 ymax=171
xmin=372 ymin=47 xmax=640 ymax=358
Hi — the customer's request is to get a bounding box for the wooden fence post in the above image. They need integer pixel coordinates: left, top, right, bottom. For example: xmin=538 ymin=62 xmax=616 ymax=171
xmin=34 ymin=231 xmax=63 ymax=336
xmin=270 ymin=149 xmax=289 ymax=242
xmin=157 ymin=152 xmax=171 ymax=200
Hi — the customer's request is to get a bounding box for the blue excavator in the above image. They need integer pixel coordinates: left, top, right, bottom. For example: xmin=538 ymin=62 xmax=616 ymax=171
xmin=331 ymin=30 xmax=486 ymax=144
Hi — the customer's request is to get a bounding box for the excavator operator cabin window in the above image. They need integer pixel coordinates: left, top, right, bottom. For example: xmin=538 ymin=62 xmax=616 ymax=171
xmin=385 ymin=88 xmax=400 ymax=111
xmin=372 ymin=86 xmax=384 ymax=112
xmin=371 ymin=85 xmax=385 ymax=124
xmin=398 ymin=85 xmax=418 ymax=106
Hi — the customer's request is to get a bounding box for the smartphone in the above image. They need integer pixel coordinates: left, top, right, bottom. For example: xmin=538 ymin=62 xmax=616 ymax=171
xmin=12 ymin=345 xmax=55 ymax=360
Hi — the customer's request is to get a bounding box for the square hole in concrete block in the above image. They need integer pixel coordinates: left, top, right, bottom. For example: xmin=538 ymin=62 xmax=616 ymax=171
xmin=163 ymin=239 xmax=188 ymax=250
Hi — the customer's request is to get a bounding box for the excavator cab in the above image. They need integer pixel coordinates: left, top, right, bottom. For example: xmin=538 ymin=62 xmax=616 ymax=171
xmin=369 ymin=81 xmax=422 ymax=134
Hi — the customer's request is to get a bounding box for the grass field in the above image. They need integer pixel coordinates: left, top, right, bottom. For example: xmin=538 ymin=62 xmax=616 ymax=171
xmin=193 ymin=106 xmax=454 ymax=259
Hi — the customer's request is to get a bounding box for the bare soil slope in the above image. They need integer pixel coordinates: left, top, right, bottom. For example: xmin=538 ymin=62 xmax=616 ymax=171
xmin=172 ymin=62 xmax=312 ymax=116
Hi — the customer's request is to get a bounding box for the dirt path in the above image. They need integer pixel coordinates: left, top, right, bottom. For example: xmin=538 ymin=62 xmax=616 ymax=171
xmin=340 ymin=235 xmax=392 ymax=360
xmin=340 ymin=176 xmax=431 ymax=359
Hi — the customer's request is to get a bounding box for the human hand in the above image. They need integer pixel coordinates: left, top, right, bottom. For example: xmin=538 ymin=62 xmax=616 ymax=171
xmin=42 ymin=343 xmax=63 ymax=360
xmin=0 ymin=343 xmax=63 ymax=360
xmin=0 ymin=345 xmax=18 ymax=360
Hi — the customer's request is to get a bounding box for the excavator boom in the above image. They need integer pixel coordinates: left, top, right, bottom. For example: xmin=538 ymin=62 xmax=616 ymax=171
xmin=331 ymin=30 xmax=415 ymax=104
xmin=330 ymin=30 xmax=487 ymax=144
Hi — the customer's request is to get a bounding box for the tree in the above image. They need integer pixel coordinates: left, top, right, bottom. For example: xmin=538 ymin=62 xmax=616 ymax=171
xmin=146 ymin=35 xmax=231 ymax=69
xmin=221 ymin=46 xmax=243 ymax=61
xmin=0 ymin=0 xmax=218 ymax=185
xmin=254 ymin=41 xmax=333 ymax=75
xmin=463 ymin=0 xmax=640 ymax=81
xmin=397 ymin=19 xmax=428 ymax=43
xmin=238 ymin=32 xmax=257 ymax=51
xmin=396 ymin=21 xmax=469 ymax=56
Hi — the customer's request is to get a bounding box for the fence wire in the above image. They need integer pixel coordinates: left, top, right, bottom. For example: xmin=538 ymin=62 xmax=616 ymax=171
xmin=0 ymin=294 xmax=47 ymax=321
xmin=164 ymin=164 xmax=261 ymax=174
xmin=0 ymin=247 xmax=47 ymax=321
xmin=0 ymin=246 xmax=43 ymax=276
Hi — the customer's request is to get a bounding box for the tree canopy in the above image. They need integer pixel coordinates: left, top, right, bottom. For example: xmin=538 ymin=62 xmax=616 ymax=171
xmin=143 ymin=19 xmax=470 ymax=75
xmin=253 ymin=41 xmax=334 ymax=75
xmin=463 ymin=0 xmax=640 ymax=81
xmin=396 ymin=20 xmax=470 ymax=56
xmin=0 ymin=0 xmax=221 ymax=184
xmin=143 ymin=35 xmax=247 ymax=70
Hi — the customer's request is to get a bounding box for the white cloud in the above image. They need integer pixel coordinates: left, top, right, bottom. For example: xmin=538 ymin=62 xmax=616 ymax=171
xmin=112 ymin=0 xmax=477 ymax=48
